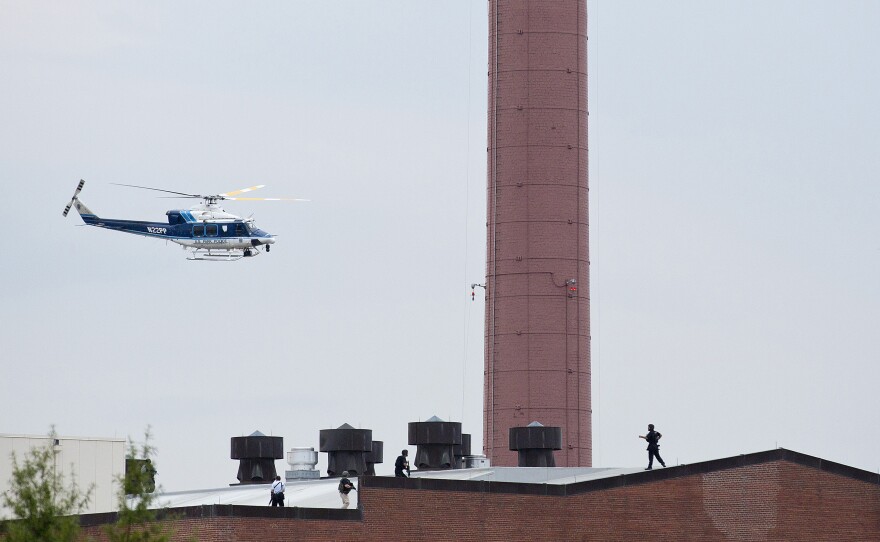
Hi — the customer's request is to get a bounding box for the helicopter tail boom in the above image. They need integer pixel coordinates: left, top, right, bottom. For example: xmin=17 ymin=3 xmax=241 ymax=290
xmin=72 ymin=199 xmax=97 ymax=220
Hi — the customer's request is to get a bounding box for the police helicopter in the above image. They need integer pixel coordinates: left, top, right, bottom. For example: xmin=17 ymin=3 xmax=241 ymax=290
xmin=63 ymin=180 xmax=306 ymax=261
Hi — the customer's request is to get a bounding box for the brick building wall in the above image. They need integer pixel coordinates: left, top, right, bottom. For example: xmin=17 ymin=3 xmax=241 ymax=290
xmin=359 ymin=460 xmax=880 ymax=541
xmin=79 ymin=510 xmax=364 ymax=542
xmin=60 ymin=450 xmax=880 ymax=541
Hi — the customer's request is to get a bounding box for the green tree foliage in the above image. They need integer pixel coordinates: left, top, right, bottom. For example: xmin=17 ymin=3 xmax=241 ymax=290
xmin=0 ymin=429 xmax=92 ymax=542
xmin=104 ymin=428 xmax=172 ymax=542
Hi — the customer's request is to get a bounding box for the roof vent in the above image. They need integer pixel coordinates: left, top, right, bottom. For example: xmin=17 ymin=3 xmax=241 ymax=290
xmin=364 ymin=440 xmax=384 ymax=475
xmin=319 ymin=423 xmax=372 ymax=477
xmin=230 ymin=430 xmax=283 ymax=485
xmin=408 ymin=417 xmax=462 ymax=470
xmin=453 ymin=433 xmax=472 ymax=469
xmin=285 ymin=447 xmax=320 ymax=481
xmin=509 ymin=423 xmax=562 ymax=467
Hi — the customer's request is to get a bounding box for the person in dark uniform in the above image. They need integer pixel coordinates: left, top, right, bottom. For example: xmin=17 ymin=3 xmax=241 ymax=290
xmin=639 ymin=424 xmax=666 ymax=470
xmin=394 ymin=449 xmax=410 ymax=477
xmin=338 ymin=471 xmax=355 ymax=509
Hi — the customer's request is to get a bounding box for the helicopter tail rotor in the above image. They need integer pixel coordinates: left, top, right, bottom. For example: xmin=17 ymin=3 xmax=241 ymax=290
xmin=63 ymin=179 xmax=86 ymax=217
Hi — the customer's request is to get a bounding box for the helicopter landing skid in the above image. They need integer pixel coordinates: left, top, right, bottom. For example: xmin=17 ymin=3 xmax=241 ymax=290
xmin=186 ymin=247 xmax=260 ymax=261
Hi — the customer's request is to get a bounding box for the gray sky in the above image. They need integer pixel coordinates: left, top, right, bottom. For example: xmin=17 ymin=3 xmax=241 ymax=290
xmin=1 ymin=1 xmax=878 ymax=492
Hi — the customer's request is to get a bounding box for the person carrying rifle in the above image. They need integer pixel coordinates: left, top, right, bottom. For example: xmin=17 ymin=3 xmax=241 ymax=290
xmin=338 ymin=471 xmax=356 ymax=509
xmin=394 ymin=449 xmax=410 ymax=477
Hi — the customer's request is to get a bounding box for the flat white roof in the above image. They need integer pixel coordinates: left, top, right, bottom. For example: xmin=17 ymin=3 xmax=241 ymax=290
xmin=153 ymin=466 xmax=644 ymax=510
xmin=156 ymin=477 xmax=359 ymax=509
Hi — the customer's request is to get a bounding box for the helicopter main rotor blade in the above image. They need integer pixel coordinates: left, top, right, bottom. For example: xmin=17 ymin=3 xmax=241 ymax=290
xmin=111 ymin=183 xmax=203 ymax=198
xmin=110 ymin=182 xmax=308 ymax=202
xmin=220 ymin=185 xmax=266 ymax=198
xmin=224 ymin=197 xmax=311 ymax=202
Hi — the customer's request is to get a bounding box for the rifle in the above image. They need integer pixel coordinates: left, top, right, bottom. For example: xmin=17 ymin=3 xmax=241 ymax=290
xmin=339 ymin=480 xmax=357 ymax=493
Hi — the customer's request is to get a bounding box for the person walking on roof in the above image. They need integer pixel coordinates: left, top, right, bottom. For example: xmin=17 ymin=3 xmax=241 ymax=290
xmin=338 ymin=471 xmax=356 ymax=509
xmin=639 ymin=424 xmax=666 ymax=470
xmin=394 ymin=449 xmax=410 ymax=477
xmin=270 ymin=475 xmax=285 ymax=507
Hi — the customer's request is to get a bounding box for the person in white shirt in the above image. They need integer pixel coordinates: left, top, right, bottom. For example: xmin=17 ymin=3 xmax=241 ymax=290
xmin=270 ymin=475 xmax=285 ymax=507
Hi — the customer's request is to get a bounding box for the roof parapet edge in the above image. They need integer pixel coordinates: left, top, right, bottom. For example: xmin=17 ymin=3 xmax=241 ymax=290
xmin=361 ymin=448 xmax=880 ymax=496
xmin=77 ymin=504 xmax=362 ymax=527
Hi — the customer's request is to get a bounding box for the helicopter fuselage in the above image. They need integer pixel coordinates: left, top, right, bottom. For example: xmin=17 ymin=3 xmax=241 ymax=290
xmin=63 ymin=180 xmax=289 ymax=260
xmin=68 ymin=196 xmax=275 ymax=261
xmin=81 ymin=211 xmax=275 ymax=249
xmin=75 ymin=206 xmax=275 ymax=250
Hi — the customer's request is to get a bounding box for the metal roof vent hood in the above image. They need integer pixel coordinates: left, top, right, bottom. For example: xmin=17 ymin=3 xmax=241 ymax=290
xmin=230 ymin=430 xmax=283 ymax=485
xmin=319 ymin=423 xmax=372 ymax=477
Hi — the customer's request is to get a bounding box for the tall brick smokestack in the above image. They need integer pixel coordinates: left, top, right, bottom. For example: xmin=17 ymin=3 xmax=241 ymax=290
xmin=484 ymin=0 xmax=591 ymax=467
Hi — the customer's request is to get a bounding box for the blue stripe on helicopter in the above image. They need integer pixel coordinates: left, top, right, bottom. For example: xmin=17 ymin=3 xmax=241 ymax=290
xmin=98 ymin=226 xmax=177 ymax=239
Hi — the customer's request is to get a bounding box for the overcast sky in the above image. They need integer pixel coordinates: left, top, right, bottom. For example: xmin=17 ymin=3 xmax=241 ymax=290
xmin=1 ymin=1 xmax=878 ymax=492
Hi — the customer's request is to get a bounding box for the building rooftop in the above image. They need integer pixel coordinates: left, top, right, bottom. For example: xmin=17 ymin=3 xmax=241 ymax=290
xmin=154 ymin=465 xmax=645 ymax=509
xmin=156 ymin=477 xmax=355 ymax=509
xmin=153 ymin=448 xmax=880 ymax=511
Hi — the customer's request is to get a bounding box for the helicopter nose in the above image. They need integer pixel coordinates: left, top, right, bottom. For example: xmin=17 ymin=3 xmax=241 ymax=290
xmin=252 ymin=237 xmax=275 ymax=247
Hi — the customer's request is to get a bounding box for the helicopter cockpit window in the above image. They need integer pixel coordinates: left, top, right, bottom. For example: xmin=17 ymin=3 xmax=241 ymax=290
xmin=235 ymin=223 xmax=247 ymax=236
xmin=206 ymin=224 xmax=218 ymax=237
xmin=193 ymin=225 xmax=205 ymax=237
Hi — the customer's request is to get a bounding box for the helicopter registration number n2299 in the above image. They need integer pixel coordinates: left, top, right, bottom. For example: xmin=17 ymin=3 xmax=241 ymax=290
xmin=62 ymin=180 xmax=306 ymax=261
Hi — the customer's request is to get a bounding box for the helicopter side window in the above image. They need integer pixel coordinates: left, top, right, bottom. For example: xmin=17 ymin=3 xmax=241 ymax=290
xmin=235 ymin=223 xmax=247 ymax=236
xmin=193 ymin=225 xmax=205 ymax=237
xmin=206 ymin=224 xmax=218 ymax=237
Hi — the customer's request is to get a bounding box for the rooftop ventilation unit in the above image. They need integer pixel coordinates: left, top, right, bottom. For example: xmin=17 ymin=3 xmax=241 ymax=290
xmin=408 ymin=416 xmax=462 ymax=470
xmin=364 ymin=440 xmax=384 ymax=476
xmin=319 ymin=423 xmax=372 ymax=477
xmin=230 ymin=430 xmax=283 ymax=484
xmin=285 ymin=447 xmax=319 ymax=481
xmin=509 ymin=422 xmax=562 ymax=467
xmin=454 ymin=433 xmax=472 ymax=469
